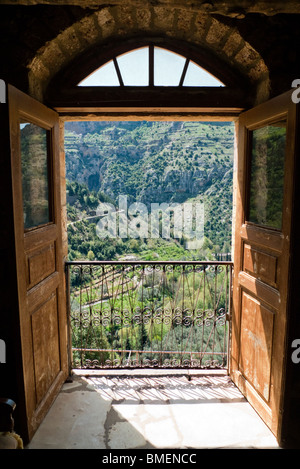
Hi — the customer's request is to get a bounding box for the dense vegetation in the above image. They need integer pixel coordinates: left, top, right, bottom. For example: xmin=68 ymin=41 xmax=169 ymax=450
xmin=65 ymin=121 xmax=234 ymax=368
xmin=69 ymin=261 xmax=230 ymax=368
xmin=65 ymin=121 xmax=234 ymax=261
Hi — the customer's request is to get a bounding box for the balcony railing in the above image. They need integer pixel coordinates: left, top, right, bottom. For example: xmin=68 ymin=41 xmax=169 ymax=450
xmin=66 ymin=261 xmax=233 ymax=370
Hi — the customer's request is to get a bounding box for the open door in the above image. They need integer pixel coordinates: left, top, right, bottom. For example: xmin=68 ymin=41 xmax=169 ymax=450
xmin=8 ymin=85 xmax=68 ymax=441
xmin=231 ymin=90 xmax=297 ymax=442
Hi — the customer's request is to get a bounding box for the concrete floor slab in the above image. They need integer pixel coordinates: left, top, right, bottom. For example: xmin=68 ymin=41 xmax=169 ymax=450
xmin=26 ymin=371 xmax=280 ymax=450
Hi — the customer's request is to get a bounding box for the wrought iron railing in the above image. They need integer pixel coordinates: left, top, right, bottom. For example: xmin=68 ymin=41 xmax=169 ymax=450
xmin=65 ymin=261 xmax=233 ymax=370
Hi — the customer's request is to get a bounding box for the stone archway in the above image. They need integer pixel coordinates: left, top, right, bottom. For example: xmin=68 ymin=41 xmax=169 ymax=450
xmin=25 ymin=4 xmax=271 ymax=276
xmin=27 ymin=5 xmax=269 ymax=106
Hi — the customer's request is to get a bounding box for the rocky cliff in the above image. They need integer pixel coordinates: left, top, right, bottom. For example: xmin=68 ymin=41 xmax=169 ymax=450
xmin=64 ymin=120 xmax=234 ymax=252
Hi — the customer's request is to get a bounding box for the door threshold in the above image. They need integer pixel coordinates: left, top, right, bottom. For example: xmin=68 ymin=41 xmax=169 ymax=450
xmin=71 ymin=368 xmax=228 ymax=379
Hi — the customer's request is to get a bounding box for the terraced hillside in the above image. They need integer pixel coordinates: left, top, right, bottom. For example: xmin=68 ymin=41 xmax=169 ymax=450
xmin=64 ymin=121 xmax=234 ymax=261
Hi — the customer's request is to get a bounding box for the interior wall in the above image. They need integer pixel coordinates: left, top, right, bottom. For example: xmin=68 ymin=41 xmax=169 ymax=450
xmin=0 ymin=99 xmax=27 ymax=438
xmin=0 ymin=3 xmax=299 ymax=106
xmin=1 ymin=4 xmax=296 ymax=105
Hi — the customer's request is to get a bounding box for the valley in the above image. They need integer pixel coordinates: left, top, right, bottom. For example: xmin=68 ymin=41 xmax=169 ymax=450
xmin=64 ymin=120 xmax=234 ymax=262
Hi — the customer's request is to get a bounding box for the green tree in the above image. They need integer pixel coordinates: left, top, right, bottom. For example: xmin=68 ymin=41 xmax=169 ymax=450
xmin=87 ymin=250 xmax=95 ymax=260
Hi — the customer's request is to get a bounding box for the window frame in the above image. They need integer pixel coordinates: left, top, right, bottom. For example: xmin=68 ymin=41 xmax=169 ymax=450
xmin=77 ymin=45 xmax=225 ymax=88
xmin=45 ymin=38 xmax=251 ymax=115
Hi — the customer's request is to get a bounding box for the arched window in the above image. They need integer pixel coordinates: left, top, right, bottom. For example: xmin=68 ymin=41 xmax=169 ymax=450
xmin=78 ymin=46 xmax=224 ymax=88
xmin=48 ymin=40 xmax=247 ymax=112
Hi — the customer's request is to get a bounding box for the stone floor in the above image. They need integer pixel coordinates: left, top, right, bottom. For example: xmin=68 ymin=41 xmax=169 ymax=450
xmin=26 ymin=370 xmax=280 ymax=450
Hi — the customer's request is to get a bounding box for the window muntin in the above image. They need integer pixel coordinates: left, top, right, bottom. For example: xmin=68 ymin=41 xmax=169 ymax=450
xmin=183 ymin=61 xmax=223 ymax=87
xmin=116 ymin=47 xmax=149 ymax=86
xmin=154 ymin=47 xmax=186 ymax=86
xmin=78 ymin=60 xmax=120 ymax=86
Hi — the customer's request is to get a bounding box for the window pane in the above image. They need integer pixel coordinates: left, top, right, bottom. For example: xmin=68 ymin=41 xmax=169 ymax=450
xmin=116 ymin=47 xmax=149 ymax=86
xmin=154 ymin=47 xmax=185 ymax=86
xmin=183 ymin=61 xmax=224 ymax=87
xmin=78 ymin=60 xmax=120 ymax=86
xmin=20 ymin=122 xmax=51 ymax=230
xmin=248 ymin=120 xmax=286 ymax=230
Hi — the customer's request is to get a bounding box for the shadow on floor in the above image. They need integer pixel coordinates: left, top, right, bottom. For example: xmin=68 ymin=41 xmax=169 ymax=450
xmin=26 ymin=371 xmax=280 ymax=450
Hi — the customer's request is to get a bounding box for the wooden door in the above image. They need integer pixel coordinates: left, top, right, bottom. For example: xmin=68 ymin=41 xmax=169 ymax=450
xmin=8 ymin=85 xmax=68 ymax=441
xmin=230 ymin=90 xmax=297 ymax=441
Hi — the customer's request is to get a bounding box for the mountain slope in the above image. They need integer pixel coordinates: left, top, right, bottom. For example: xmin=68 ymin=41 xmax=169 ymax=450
xmin=64 ymin=120 xmax=234 ymax=260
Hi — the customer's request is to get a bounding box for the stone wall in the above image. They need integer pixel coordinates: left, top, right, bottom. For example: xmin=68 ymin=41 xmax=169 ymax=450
xmin=0 ymin=3 xmax=299 ymax=106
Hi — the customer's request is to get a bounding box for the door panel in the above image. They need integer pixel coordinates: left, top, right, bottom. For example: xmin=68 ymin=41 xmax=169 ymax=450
xmin=8 ymin=85 xmax=68 ymax=441
xmin=31 ymin=293 xmax=61 ymax=405
xmin=231 ymin=90 xmax=297 ymax=441
xmin=239 ymin=292 xmax=274 ymax=402
xmin=243 ymin=244 xmax=277 ymax=287
xmin=26 ymin=242 xmax=56 ymax=288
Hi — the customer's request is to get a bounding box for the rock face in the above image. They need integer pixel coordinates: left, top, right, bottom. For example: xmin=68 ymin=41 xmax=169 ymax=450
xmin=64 ymin=120 xmax=234 ymax=250
xmin=64 ymin=120 xmax=234 ymax=208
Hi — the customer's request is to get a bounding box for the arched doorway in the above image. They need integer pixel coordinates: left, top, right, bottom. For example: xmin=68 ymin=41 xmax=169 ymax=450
xmin=5 ymin=7 xmax=297 ymax=446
